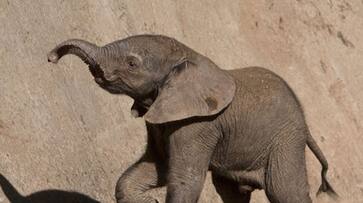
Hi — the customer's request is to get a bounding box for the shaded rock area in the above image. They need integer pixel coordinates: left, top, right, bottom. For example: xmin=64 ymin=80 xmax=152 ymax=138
xmin=0 ymin=0 xmax=362 ymax=202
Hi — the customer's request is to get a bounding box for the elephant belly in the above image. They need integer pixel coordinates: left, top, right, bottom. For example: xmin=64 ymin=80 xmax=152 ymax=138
xmin=210 ymin=128 xmax=272 ymax=172
xmin=209 ymin=129 xmax=271 ymax=190
xmin=210 ymin=163 xmax=266 ymax=190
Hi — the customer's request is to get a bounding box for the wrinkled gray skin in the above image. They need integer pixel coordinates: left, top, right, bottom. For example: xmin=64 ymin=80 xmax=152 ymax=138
xmin=48 ymin=35 xmax=337 ymax=203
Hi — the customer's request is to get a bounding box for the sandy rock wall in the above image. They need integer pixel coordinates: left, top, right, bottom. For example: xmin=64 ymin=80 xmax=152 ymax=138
xmin=0 ymin=0 xmax=362 ymax=202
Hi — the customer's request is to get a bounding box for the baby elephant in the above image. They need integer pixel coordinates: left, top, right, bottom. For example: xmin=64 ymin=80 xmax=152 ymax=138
xmin=48 ymin=35 xmax=337 ymax=203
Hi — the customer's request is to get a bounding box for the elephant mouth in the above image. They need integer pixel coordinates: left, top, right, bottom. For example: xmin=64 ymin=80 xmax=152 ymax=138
xmin=91 ymin=68 xmax=125 ymax=94
xmin=96 ymin=80 xmax=125 ymax=94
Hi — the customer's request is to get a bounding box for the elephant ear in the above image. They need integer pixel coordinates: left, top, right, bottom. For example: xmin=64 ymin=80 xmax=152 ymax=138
xmin=144 ymin=57 xmax=236 ymax=124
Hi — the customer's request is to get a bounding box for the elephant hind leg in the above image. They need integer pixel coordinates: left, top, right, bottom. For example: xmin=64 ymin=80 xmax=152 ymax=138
xmin=265 ymin=141 xmax=312 ymax=203
xmin=211 ymin=173 xmax=251 ymax=203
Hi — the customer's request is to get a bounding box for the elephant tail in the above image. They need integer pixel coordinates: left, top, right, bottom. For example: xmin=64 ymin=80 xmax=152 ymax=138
xmin=0 ymin=173 xmax=26 ymax=203
xmin=306 ymin=131 xmax=339 ymax=199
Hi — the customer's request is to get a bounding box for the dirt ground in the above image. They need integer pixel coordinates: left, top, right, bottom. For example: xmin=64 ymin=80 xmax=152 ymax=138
xmin=0 ymin=0 xmax=362 ymax=202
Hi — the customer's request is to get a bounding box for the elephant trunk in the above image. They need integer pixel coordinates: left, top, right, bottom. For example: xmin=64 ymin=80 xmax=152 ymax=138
xmin=47 ymin=39 xmax=101 ymax=66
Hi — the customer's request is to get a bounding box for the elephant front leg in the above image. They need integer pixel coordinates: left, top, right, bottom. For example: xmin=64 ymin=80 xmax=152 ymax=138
xmin=166 ymin=168 xmax=207 ymax=203
xmin=115 ymin=152 xmax=166 ymax=203
xmin=166 ymin=128 xmax=218 ymax=203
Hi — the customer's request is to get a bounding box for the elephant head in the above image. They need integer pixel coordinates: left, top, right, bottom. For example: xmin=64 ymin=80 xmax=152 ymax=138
xmin=47 ymin=35 xmax=236 ymax=123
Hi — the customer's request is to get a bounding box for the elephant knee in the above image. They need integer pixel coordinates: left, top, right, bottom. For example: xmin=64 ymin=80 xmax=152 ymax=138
xmin=115 ymin=176 xmax=157 ymax=203
xmin=115 ymin=177 xmax=135 ymax=202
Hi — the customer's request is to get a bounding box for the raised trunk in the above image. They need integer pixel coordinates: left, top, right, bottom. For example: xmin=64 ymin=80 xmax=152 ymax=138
xmin=47 ymin=39 xmax=100 ymax=66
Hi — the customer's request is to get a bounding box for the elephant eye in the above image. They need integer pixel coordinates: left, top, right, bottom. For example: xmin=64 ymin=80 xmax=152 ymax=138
xmin=125 ymin=56 xmax=140 ymax=70
xmin=128 ymin=61 xmax=136 ymax=67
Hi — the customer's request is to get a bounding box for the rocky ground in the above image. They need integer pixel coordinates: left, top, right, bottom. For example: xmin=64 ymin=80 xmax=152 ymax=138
xmin=0 ymin=0 xmax=362 ymax=202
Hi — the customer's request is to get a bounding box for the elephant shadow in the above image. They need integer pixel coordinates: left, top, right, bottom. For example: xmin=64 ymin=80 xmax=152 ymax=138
xmin=0 ymin=174 xmax=100 ymax=203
